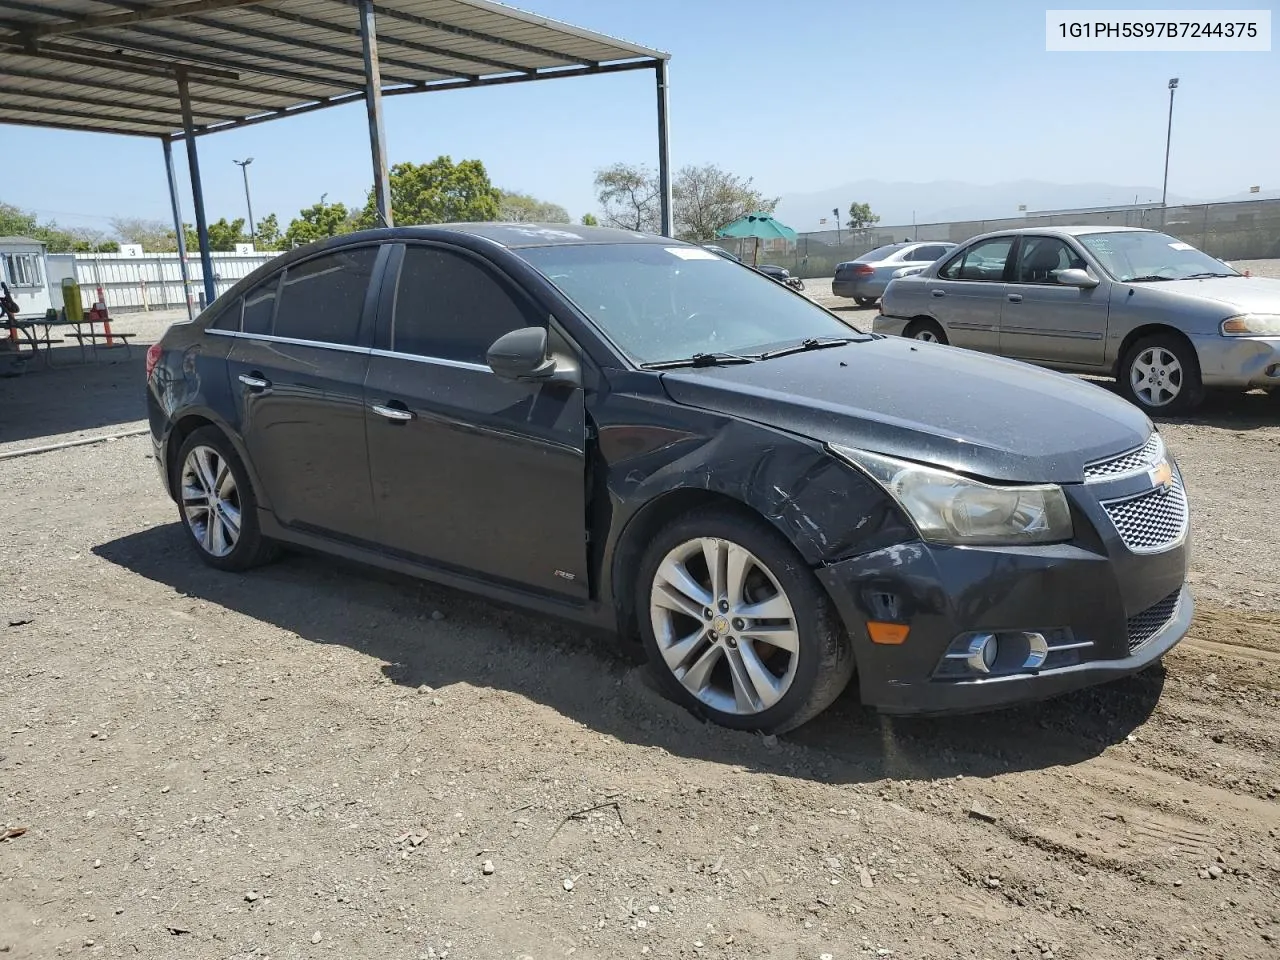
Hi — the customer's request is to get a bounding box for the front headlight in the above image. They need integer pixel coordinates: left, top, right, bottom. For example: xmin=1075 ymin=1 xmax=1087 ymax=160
xmin=1221 ymin=314 xmax=1280 ymax=337
xmin=829 ymin=445 xmax=1074 ymax=546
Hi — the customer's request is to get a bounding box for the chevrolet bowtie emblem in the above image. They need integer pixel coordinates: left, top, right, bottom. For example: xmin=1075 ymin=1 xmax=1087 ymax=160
xmin=1149 ymin=460 xmax=1174 ymax=492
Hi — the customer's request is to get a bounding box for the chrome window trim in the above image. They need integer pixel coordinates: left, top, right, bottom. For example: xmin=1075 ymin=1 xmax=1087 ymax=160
xmin=369 ymin=348 xmax=491 ymax=373
xmin=206 ymin=328 xmax=371 ymax=356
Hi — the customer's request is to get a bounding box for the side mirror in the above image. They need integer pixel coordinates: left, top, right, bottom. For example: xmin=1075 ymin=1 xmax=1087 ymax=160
xmin=486 ymin=327 xmax=557 ymax=381
xmin=1057 ymin=268 xmax=1099 ymax=289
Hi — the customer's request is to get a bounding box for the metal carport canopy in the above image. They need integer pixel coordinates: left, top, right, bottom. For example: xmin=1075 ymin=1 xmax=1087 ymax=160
xmin=0 ymin=0 xmax=673 ymax=312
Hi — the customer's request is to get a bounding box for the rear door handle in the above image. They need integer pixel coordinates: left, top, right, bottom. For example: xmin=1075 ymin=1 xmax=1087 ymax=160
xmin=371 ymin=402 xmax=414 ymax=422
xmin=1007 ymin=294 xmax=1023 ymax=303
xmin=930 ymin=289 xmax=946 ymax=298
xmin=238 ymin=373 xmax=271 ymax=391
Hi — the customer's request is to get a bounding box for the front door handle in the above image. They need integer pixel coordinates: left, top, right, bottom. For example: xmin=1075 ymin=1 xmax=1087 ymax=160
xmin=371 ymin=402 xmax=414 ymax=422
xmin=1007 ymin=293 xmax=1023 ymax=303
xmin=930 ymin=289 xmax=946 ymax=298
xmin=238 ymin=373 xmax=271 ymax=391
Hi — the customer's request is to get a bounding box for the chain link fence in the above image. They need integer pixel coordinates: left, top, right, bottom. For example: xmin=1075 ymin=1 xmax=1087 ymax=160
xmin=715 ymin=199 xmax=1280 ymax=280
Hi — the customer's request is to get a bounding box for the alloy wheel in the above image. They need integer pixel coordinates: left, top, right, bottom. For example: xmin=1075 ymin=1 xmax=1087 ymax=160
xmin=914 ymin=329 xmax=939 ymax=343
xmin=1130 ymin=346 xmax=1183 ymax=408
xmin=649 ymin=537 xmax=800 ymax=716
xmin=180 ymin=445 xmax=242 ymax=558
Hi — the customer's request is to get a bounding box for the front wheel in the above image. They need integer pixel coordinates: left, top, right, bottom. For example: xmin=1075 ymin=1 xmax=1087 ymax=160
xmin=1118 ymin=334 xmax=1203 ymax=415
xmin=637 ymin=507 xmax=855 ymax=734
xmin=854 ymin=296 xmax=877 ymax=308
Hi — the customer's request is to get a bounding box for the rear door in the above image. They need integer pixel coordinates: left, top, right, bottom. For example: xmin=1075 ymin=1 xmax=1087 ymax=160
xmin=999 ymin=235 xmax=1109 ymax=366
xmin=363 ymin=242 xmax=590 ymax=600
xmin=922 ymin=236 xmax=1015 ymax=352
xmin=222 ymin=244 xmax=385 ymax=542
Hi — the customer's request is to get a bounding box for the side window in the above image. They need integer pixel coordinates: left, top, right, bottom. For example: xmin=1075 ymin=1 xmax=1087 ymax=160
xmin=241 ymin=275 xmax=279 ymax=335
xmin=273 ymin=246 xmax=378 ymax=346
xmin=914 ymin=245 xmax=947 ymax=262
xmin=208 ymin=298 xmax=243 ymax=331
xmin=1016 ymin=237 xmax=1084 ymax=284
xmin=938 ymin=238 xmax=1014 ymax=281
xmin=391 ymin=246 xmax=535 ymax=365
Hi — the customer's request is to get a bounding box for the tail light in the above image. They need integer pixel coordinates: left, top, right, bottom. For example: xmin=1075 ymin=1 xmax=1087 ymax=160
xmin=852 ymin=264 xmax=875 ymax=277
xmin=145 ymin=342 xmax=162 ymax=378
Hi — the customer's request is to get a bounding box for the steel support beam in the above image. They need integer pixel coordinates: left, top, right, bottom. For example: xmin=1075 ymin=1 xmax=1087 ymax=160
xmin=359 ymin=0 xmax=393 ymax=228
xmin=655 ymin=60 xmax=673 ymax=237
xmin=162 ymin=137 xmax=196 ymax=321
xmin=176 ymin=68 xmax=217 ymax=307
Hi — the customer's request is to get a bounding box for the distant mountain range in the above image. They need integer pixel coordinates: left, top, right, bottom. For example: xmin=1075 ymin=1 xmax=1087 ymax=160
xmin=773 ymin=179 xmax=1278 ymax=231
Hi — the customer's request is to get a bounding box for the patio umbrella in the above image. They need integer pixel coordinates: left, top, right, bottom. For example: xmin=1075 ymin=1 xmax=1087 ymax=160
xmin=716 ymin=212 xmax=798 ymax=266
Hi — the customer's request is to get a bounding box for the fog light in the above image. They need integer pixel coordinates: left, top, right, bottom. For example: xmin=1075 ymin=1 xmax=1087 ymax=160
xmin=964 ymin=634 xmax=998 ymax=674
xmin=1265 ymin=363 xmax=1280 ymax=379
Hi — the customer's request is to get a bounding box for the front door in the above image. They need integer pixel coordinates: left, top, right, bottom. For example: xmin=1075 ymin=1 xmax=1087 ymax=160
xmin=999 ymin=235 xmax=1109 ymax=366
xmin=224 ymin=244 xmax=384 ymax=542
xmin=924 ymin=236 xmax=1015 ymax=353
xmin=364 ymin=243 xmax=589 ymax=601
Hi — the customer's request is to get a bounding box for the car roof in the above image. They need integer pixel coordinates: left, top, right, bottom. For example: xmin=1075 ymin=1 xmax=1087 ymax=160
xmin=980 ymin=225 xmax=1151 ymax=238
xmin=375 ymin=222 xmax=671 ymax=248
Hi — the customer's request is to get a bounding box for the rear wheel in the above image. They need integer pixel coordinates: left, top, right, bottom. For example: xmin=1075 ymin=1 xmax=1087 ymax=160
xmin=903 ymin=317 xmax=948 ymax=345
xmin=854 ymin=296 xmax=877 ymax=308
xmin=175 ymin=427 xmax=278 ymax=571
xmin=637 ymin=507 xmax=854 ymax=735
xmin=1118 ymin=333 xmax=1202 ymax=415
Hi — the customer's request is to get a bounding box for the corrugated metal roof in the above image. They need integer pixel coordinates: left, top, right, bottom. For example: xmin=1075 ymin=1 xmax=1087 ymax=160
xmin=0 ymin=236 xmax=48 ymax=246
xmin=0 ymin=0 xmax=668 ymax=139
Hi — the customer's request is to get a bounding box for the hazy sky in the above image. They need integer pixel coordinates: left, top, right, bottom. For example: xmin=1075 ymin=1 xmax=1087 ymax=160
xmin=3 ymin=0 xmax=1277 ymax=233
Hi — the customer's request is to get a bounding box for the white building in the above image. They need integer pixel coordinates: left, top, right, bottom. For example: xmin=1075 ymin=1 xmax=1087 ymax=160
xmin=0 ymin=236 xmax=53 ymax=318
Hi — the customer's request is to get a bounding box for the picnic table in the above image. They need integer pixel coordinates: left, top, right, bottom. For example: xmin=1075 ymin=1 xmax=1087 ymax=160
xmin=9 ymin=316 xmax=135 ymax=367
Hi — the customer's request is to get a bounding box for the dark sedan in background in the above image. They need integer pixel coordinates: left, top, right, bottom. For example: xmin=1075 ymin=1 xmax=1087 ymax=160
xmin=146 ymin=224 xmax=1191 ymax=733
xmin=832 ymin=241 xmax=958 ymax=306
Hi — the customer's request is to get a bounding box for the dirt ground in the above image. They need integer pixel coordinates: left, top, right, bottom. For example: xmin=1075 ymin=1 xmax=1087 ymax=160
xmin=2 ymin=282 xmax=1278 ymax=960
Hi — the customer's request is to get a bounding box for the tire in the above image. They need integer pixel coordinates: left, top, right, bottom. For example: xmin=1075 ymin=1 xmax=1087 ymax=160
xmin=902 ymin=317 xmax=948 ymax=345
xmin=174 ymin=426 xmax=278 ymax=571
xmin=636 ymin=506 xmax=855 ymax=735
xmin=854 ymin=296 xmax=877 ymax=308
xmin=1118 ymin=333 xmax=1203 ymax=415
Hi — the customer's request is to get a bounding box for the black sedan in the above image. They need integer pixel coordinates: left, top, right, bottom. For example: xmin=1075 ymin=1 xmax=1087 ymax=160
xmin=146 ymin=224 xmax=1192 ymax=733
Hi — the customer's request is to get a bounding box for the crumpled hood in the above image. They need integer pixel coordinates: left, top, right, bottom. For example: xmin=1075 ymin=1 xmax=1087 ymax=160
xmin=659 ymin=337 xmax=1153 ymax=483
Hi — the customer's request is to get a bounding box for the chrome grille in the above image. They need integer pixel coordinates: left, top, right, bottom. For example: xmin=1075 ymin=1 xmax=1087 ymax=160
xmin=1127 ymin=589 xmax=1182 ymax=652
xmin=1101 ymin=473 xmax=1187 ymax=552
xmin=1085 ymin=433 xmax=1164 ymax=482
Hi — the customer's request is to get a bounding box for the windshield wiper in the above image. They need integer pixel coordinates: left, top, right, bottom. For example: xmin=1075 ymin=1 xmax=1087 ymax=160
xmin=756 ymin=337 xmax=856 ymax=361
xmin=1124 ymin=275 xmax=1174 ymax=283
xmin=640 ymin=351 xmax=755 ymax=370
xmin=1181 ymin=271 xmax=1238 ymax=279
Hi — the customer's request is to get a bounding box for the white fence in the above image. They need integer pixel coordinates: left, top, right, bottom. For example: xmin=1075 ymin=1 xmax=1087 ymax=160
xmin=47 ymin=250 xmax=280 ymax=313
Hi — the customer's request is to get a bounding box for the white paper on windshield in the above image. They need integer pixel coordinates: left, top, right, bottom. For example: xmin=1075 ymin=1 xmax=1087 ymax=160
xmin=1168 ymin=241 xmax=1194 ymax=251
xmin=667 ymin=247 xmax=719 ymax=260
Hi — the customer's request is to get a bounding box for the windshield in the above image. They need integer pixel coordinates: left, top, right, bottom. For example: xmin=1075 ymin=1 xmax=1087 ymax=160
xmin=855 ymin=244 xmax=905 ymax=263
xmin=519 ymin=243 xmax=863 ymax=365
xmin=1077 ymin=231 xmax=1238 ymax=282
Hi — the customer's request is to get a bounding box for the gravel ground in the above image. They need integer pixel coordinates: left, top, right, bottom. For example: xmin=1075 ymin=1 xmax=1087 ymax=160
xmin=1 ymin=293 xmax=1278 ymax=960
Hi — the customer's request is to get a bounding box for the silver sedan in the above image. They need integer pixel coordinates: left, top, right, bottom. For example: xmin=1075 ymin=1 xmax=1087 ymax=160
xmin=876 ymin=225 xmax=1280 ymax=414
xmin=831 ymin=241 xmax=957 ymax=307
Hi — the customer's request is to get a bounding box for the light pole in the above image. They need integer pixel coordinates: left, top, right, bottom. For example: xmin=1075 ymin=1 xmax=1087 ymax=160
xmin=1161 ymin=79 xmax=1179 ymax=222
xmin=233 ymin=157 xmax=256 ymax=245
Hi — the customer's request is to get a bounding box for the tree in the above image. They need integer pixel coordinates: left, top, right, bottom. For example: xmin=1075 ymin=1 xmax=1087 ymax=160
xmin=0 ymin=201 xmax=117 ymax=252
xmin=181 ymin=218 xmax=248 ymax=252
xmin=497 ymin=190 xmax=570 ymax=223
xmin=283 ymin=197 xmax=355 ymax=248
xmin=672 ymin=163 xmax=778 ymax=242
xmin=846 ymin=202 xmax=880 ymax=231
xmin=593 ymin=163 xmax=661 ymax=233
xmin=356 ymin=156 xmax=501 ymax=229
xmin=253 ymin=213 xmax=282 ymax=250
xmin=580 ymin=213 xmax=599 ymax=226
xmin=111 ymin=217 xmax=179 ymax=252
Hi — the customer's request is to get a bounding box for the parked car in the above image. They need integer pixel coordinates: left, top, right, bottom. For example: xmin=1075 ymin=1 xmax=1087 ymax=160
xmin=755 ymin=263 xmax=805 ymax=291
xmin=832 ymin=241 xmax=958 ymax=306
xmin=877 ymin=226 xmax=1280 ymax=414
xmin=147 ymin=224 xmax=1191 ymax=733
